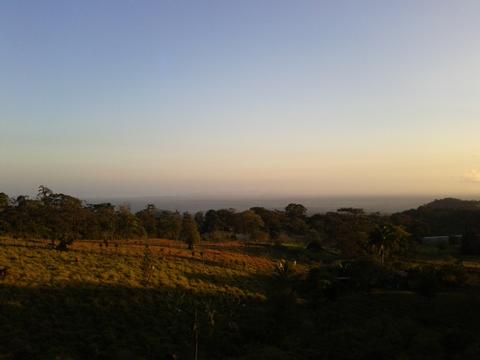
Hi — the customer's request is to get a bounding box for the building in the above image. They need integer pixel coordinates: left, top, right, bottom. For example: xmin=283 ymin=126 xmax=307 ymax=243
xmin=421 ymin=236 xmax=450 ymax=246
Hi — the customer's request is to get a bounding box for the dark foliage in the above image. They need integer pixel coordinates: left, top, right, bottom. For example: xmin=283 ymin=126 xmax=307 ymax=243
xmin=2 ymin=194 xmax=480 ymax=358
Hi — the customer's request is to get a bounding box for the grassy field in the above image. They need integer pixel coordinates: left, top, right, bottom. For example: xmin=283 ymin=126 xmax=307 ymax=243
xmin=0 ymin=238 xmax=313 ymax=359
xmin=2 ymin=238 xmax=480 ymax=359
xmin=0 ymin=238 xmax=290 ymax=297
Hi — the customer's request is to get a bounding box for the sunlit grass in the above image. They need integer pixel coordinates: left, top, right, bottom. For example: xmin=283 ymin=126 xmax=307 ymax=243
xmin=0 ymin=238 xmax=298 ymax=300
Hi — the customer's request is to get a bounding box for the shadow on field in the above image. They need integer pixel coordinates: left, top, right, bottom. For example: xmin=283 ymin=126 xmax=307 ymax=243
xmin=2 ymin=283 xmax=480 ymax=359
xmin=0 ymin=284 xmax=268 ymax=360
xmin=201 ymin=243 xmax=310 ymax=262
xmin=238 ymin=243 xmax=316 ymax=263
xmin=169 ymin=252 xmax=252 ymax=270
xmin=183 ymin=271 xmax=271 ymax=291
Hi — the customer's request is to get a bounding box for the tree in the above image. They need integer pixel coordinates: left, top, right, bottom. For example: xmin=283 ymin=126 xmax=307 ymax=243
xmin=216 ymin=208 xmax=236 ymax=232
xmin=50 ymin=193 xmax=88 ymax=250
xmin=116 ymin=205 xmax=146 ymax=239
xmin=251 ymin=207 xmax=285 ymax=239
xmin=157 ymin=210 xmax=182 ymax=240
xmin=368 ymin=223 xmax=410 ymax=264
xmin=203 ymin=210 xmax=224 ymax=233
xmin=234 ymin=210 xmax=265 ymax=241
xmin=136 ymin=204 xmax=158 ymax=238
xmin=0 ymin=192 xmax=11 ymax=235
xmin=34 ymin=188 xmax=88 ymax=249
xmin=88 ymin=203 xmax=116 ymax=241
xmin=37 ymin=185 xmax=53 ymax=202
xmin=181 ymin=212 xmax=201 ymax=250
xmin=0 ymin=192 xmax=10 ymax=210
xmin=285 ymin=203 xmax=307 ymax=218
xmin=6 ymin=196 xmax=46 ymax=239
xmin=285 ymin=203 xmax=309 ymax=235
xmin=194 ymin=211 xmax=204 ymax=232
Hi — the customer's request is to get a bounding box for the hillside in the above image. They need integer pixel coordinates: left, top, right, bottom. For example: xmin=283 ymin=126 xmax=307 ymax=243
xmin=2 ymin=237 xmax=480 ymax=359
xmin=419 ymin=198 xmax=480 ymax=211
xmin=0 ymin=238 xmax=310 ymax=359
xmin=391 ymin=198 xmax=480 ymax=238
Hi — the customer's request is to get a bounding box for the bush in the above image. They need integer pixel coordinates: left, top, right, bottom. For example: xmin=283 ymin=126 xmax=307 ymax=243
xmin=409 ymin=262 xmax=466 ymax=298
xmin=409 ymin=266 xmax=441 ymax=298
xmin=438 ymin=262 xmax=467 ymax=288
xmin=304 ymin=266 xmax=339 ymax=301
xmin=306 ymin=240 xmax=323 ymax=253
xmin=339 ymin=259 xmax=396 ymax=292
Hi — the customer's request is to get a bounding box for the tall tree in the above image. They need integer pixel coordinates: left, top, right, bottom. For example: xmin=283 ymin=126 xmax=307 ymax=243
xmin=203 ymin=210 xmax=223 ymax=233
xmin=368 ymin=223 xmax=410 ymax=264
xmin=251 ymin=207 xmax=285 ymax=239
xmin=88 ymin=203 xmax=116 ymax=241
xmin=285 ymin=203 xmax=307 ymax=218
xmin=157 ymin=210 xmax=182 ymax=240
xmin=116 ymin=205 xmax=146 ymax=239
xmin=136 ymin=204 xmax=158 ymax=238
xmin=234 ymin=210 xmax=265 ymax=240
xmin=180 ymin=212 xmax=201 ymax=250
xmin=0 ymin=192 xmax=11 ymax=235
xmin=194 ymin=211 xmax=204 ymax=232
xmin=35 ymin=187 xmax=88 ymax=249
xmin=285 ymin=203 xmax=309 ymax=235
xmin=0 ymin=192 xmax=9 ymax=210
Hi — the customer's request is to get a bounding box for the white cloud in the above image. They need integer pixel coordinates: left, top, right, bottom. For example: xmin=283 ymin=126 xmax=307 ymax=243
xmin=463 ymin=169 xmax=480 ymax=183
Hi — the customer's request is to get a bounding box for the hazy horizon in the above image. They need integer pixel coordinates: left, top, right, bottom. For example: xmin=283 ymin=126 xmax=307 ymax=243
xmin=86 ymin=194 xmax=480 ymax=214
xmin=4 ymin=188 xmax=480 ymax=214
xmin=2 ymin=1 xmax=480 ymax=197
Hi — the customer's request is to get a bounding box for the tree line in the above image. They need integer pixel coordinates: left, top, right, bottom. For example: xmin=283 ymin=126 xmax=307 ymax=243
xmin=0 ymin=187 xmax=418 ymax=261
xmin=0 ymin=187 xmax=199 ymax=250
xmin=12 ymin=187 xmax=480 ymax=258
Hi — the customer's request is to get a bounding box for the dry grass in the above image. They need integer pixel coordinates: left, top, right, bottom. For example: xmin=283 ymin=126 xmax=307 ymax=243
xmin=0 ymin=238 xmax=309 ymax=300
xmin=2 ymin=238 xmax=480 ymax=359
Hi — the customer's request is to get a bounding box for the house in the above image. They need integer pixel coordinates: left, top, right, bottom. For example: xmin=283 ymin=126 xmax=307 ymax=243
xmin=421 ymin=236 xmax=449 ymax=246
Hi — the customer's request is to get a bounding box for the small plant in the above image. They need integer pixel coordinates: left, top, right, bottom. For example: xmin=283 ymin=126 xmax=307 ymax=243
xmin=274 ymin=259 xmax=296 ymax=282
xmin=439 ymin=261 xmax=467 ymax=288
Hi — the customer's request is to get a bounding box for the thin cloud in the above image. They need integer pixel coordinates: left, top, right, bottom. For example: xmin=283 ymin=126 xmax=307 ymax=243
xmin=463 ymin=169 xmax=480 ymax=183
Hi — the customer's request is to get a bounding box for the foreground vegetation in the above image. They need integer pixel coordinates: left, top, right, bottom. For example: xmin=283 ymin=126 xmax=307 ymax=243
xmin=2 ymin=188 xmax=480 ymax=358
xmin=2 ymin=236 xmax=480 ymax=359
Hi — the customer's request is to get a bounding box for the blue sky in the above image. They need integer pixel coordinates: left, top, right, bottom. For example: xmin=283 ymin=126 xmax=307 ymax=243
xmin=1 ymin=0 xmax=480 ymax=197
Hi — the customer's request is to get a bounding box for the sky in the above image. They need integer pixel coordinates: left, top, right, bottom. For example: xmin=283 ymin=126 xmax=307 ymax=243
xmin=1 ymin=0 xmax=480 ymax=198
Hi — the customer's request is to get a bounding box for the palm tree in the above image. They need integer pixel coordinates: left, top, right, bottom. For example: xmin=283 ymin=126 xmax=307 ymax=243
xmin=368 ymin=224 xmax=408 ymax=264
